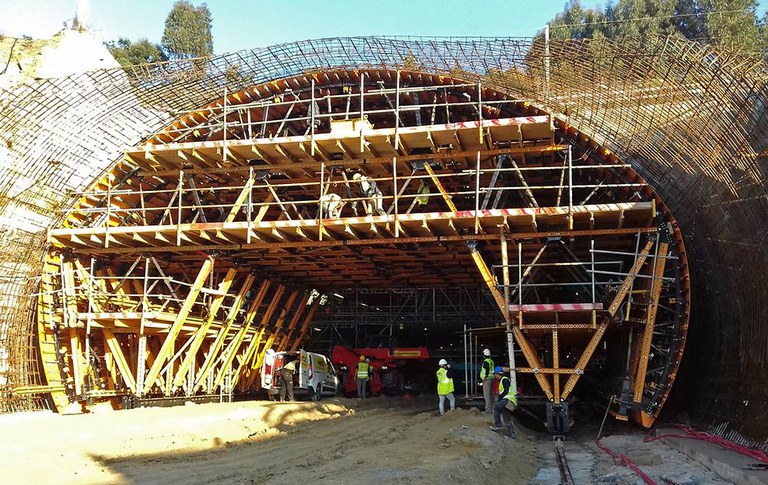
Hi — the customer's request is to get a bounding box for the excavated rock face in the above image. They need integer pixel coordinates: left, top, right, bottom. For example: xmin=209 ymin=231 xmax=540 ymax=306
xmin=0 ymin=37 xmax=765 ymax=449
xmin=0 ymin=30 xmax=119 ymax=90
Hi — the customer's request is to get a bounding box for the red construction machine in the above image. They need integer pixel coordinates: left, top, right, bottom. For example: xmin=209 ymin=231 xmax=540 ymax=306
xmin=331 ymin=344 xmax=430 ymax=396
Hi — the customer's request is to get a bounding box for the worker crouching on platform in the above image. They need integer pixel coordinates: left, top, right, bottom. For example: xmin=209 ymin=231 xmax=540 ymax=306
xmin=490 ymin=366 xmax=517 ymax=439
xmin=437 ymin=358 xmax=456 ymax=416
xmin=479 ymin=348 xmax=494 ymax=414
xmin=352 ymin=172 xmax=385 ymax=216
xmin=356 ymin=355 xmax=371 ymax=399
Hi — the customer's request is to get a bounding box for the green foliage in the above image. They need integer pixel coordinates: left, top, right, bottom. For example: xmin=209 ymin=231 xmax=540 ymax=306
xmin=106 ymin=38 xmax=167 ymax=66
xmin=700 ymin=0 xmax=760 ymax=51
xmin=545 ymin=0 xmax=764 ymax=56
xmin=548 ymin=0 xmax=607 ymax=40
xmin=161 ymin=1 xmax=213 ymax=60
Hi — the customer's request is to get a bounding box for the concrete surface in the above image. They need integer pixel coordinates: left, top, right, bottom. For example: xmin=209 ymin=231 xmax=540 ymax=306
xmin=661 ymin=433 xmax=767 ymax=485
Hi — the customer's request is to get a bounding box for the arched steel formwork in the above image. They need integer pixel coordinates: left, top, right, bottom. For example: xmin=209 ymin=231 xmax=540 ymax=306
xmin=0 ymin=37 xmax=765 ymax=449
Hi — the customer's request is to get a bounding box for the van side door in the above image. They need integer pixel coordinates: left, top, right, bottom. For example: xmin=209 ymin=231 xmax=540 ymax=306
xmin=261 ymin=352 xmax=276 ymax=389
xmin=298 ymin=350 xmax=310 ymax=388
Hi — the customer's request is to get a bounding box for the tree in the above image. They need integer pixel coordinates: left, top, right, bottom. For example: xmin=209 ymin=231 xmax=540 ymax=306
xmin=107 ymin=38 xmax=167 ymax=66
xmin=543 ymin=0 xmax=763 ymax=56
xmin=700 ymin=0 xmax=760 ymax=52
xmin=161 ymin=1 xmax=213 ymax=60
xmin=548 ymin=0 xmax=607 ymax=40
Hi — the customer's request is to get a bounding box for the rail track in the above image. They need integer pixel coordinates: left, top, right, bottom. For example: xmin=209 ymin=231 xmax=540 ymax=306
xmin=554 ymin=438 xmax=575 ymax=485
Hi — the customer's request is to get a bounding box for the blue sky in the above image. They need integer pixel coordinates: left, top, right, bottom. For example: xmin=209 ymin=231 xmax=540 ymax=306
xmin=1 ymin=0 xmax=766 ymax=55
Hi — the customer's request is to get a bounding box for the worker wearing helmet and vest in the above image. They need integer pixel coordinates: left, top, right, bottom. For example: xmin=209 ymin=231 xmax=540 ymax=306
xmin=356 ymin=355 xmax=371 ymax=399
xmin=479 ymin=348 xmax=494 ymax=414
xmin=436 ymin=358 xmax=456 ymax=415
xmin=490 ymin=366 xmax=517 ymax=439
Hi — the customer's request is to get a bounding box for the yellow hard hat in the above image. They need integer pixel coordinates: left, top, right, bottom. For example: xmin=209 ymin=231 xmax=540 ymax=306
xmin=359 ymin=354 xmax=366 ymax=361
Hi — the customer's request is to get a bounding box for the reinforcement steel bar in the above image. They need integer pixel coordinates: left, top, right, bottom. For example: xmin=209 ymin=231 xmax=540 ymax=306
xmin=3 ymin=35 xmax=761 ymax=448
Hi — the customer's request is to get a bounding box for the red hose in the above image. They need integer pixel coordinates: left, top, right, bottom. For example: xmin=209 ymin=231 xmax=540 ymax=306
xmin=595 ymin=437 xmax=658 ymax=485
xmin=645 ymin=424 xmax=768 ymax=463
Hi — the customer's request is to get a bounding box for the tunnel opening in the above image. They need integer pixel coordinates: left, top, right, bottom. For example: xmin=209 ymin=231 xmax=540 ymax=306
xmin=37 ymin=69 xmax=689 ymax=433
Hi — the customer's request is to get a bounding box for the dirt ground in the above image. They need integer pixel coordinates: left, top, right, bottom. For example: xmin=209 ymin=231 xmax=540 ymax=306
xmin=0 ymin=395 xmax=744 ymax=484
xmin=0 ymin=396 xmax=539 ymax=485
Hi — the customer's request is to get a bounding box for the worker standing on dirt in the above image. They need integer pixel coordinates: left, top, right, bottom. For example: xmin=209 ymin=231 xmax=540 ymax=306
xmin=479 ymin=348 xmax=494 ymax=414
xmin=490 ymin=366 xmax=517 ymax=439
xmin=436 ymin=359 xmax=456 ymax=416
xmin=279 ymin=359 xmax=297 ymax=402
xmin=356 ymin=355 xmax=370 ymax=399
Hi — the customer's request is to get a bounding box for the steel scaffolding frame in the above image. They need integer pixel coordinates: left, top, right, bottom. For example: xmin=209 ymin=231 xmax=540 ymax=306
xmin=0 ymin=35 xmax=765 ymax=449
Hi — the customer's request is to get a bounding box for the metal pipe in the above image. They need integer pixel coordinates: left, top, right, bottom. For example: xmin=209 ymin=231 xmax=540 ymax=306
xmin=464 ymin=323 xmax=469 ymax=398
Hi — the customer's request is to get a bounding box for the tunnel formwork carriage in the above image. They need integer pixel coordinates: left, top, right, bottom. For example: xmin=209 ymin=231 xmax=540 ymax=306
xmin=0 ymin=36 xmax=765 ymax=448
xmin=38 ymin=68 xmax=689 ymax=429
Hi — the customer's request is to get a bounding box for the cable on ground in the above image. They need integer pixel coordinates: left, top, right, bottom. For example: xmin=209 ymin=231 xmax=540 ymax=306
xmin=594 ymin=437 xmax=658 ymax=485
xmin=645 ymin=424 xmax=768 ymax=464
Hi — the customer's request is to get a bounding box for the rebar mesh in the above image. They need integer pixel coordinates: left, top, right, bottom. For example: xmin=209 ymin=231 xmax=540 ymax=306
xmin=0 ymin=35 xmax=766 ymax=447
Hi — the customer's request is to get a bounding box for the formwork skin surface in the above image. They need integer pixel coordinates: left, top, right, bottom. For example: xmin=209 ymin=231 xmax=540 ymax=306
xmin=0 ymin=36 xmax=765 ymax=447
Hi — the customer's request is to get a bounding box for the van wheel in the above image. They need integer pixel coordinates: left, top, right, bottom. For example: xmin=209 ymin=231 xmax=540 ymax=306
xmin=316 ymin=384 xmax=323 ymax=401
xmin=310 ymin=386 xmax=320 ymax=401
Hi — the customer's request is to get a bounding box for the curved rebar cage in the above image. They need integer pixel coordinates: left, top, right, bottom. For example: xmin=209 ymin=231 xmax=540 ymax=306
xmin=0 ymin=36 xmax=765 ymax=449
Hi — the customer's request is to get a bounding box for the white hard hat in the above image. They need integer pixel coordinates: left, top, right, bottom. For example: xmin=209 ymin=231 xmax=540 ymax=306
xmin=483 ymin=348 xmax=491 ymax=357
xmin=438 ymin=359 xmax=448 ymax=366
xmin=352 ymin=172 xmax=362 ymax=180
xmin=266 ymin=349 xmax=275 ymax=356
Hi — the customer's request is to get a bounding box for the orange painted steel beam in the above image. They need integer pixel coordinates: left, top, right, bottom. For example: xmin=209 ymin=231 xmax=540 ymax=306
xmin=141 ymin=256 xmax=214 ymax=395
xmin=138 ymin=144 xmax=569 ymax=178
xmin=194 ymin=275 xmax=262 ymax=392
xmin=633 ymin=242 xmax=669 ymax=403
xmin=553 ymin=329 xmax=561 ymax=402
xmin=214 ymin=284 xmax=285 ymax=390
xmin=172 ymin=267 xmax=238 ymax=389
xmin=65 ymin=226 xmax=658 ymax=255
xmin=276 ymin=293 xmax=311 ymax=353
xmin=289 ymin=302 xmax=320 ymax=352
xmin=512 ymin=327 xmax=555 ymax=400
xmin=560 ymin=240 xmax=655 ymax=401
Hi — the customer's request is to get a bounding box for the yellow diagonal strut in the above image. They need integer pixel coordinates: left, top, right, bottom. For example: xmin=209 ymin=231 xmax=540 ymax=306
xmin=633 ymin=242 xmax=669 ymax=403
xmin=424 ymin=162 xmax=457 ymax=212
xmin=560 ymin=239 xmax=656 ymax=400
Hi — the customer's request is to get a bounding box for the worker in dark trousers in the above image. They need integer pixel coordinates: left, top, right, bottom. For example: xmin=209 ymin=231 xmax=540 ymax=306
xmin=490 ymin=366 xmax=517 ymax=439
xmin=479 ymin=348 xmax=494 ymax=414
xmin=356 ymin=355 xmax=370 ymax=399
xmin=279 ymin=359 xmax=296 ymax=401
xmin=352 ymin=172 xmax=386 ymax=216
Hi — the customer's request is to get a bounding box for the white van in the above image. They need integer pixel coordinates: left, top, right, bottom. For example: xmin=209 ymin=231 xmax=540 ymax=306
xmin=261 ymin=349 xmax=339 ymax=400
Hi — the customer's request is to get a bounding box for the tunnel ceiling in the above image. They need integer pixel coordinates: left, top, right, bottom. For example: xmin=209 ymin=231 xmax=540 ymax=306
xmin=0 ymin=36 xmax=766 ymax=449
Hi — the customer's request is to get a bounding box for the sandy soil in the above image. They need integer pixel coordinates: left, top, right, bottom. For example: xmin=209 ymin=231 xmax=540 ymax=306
xmin=0 ymin=396 xmax=539 ymax=485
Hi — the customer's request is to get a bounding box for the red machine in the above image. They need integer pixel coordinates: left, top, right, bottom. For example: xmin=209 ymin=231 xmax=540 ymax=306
xmin=331 ymin=345 xmax=430 ymax=396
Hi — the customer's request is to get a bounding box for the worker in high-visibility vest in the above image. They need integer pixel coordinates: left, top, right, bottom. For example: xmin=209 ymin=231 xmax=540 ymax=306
xmin=490 ymin=366 xmax=517 ymax=439
xmin=279 ymin=359 xmax=297 ymax=402
xmin=436 ymin=358 xmax=456 ymax=415
xmin=356 ymin=355 xmax=371 ymax=399
xmin=479 ymin=348 xmax=494 ymax=414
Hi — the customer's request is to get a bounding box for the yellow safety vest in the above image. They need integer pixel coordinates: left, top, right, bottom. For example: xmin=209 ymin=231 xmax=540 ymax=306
xmin=498 ymin=376 xmax=517 ymax=405
xmin=437 ymin=367 xmax=454 ymax=395
xmin=480 ymin=357 xmax=494 ymax=380
xmin=356 ymin=361 xmax=370 ymax=379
